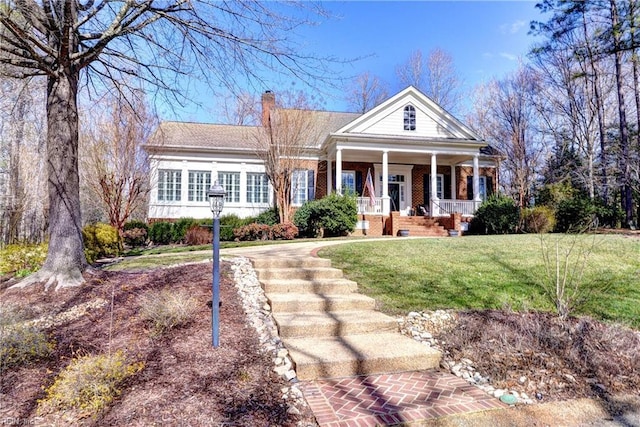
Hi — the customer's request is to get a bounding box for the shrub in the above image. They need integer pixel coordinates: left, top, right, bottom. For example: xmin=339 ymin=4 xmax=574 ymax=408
xmin=594 ymin=202 xmax=624 ymax=228
xmin=148 ymin=221 xmax=173 ymax=245
xmin=138 ymin=288 xmax=200 ymax=335
xmin=521 ymin=206 xmax=556 ymax=234
xmin=122 ymin=220 xmax=149 ymax=247
xmin=184 ymin=225 xmax=212 ymax=245
xmin=0 ymin=242 xmax=48 ymax=277
xmin=39 ymin=350 xmax=143 ymax=415
xmin=535 ymin=182 xmax=576 ymax=209
xmin=82 ymin=223 xmax=120 ymax=263
xmin=292 ymin=200 xmax=316 ymax=237
xmin=255 ymin=207 xmax=280 ymax=226
xmin=220 ymin=214 xmax=249 ymax=241
xmin=171 ymin=218 xmax=198 ymax=243
xmin=0 ymin=305 xmax=54 ymax=368
xmin=294 ymin=193 xmax=357 ymax=238
xmin=233 ymin=223 xmax=272 ymax=241
xmin=555 ymin=196 xmax=598 ymax=233
xmin=469 ymin=194 xmax=519 ymax=235
xmin=272 ymin=223 xmax=298 ymax=240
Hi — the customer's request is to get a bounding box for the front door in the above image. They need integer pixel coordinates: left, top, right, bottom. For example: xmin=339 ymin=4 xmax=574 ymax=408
xmin=388 ymin=182 xmax=401 ymax=212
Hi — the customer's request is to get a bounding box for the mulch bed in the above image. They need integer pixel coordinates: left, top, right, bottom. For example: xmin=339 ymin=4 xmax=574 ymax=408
xmin=0 ymin=263 xmax=313 ymax=426
xmin=437 ymin=310 xmax=640 ymax=402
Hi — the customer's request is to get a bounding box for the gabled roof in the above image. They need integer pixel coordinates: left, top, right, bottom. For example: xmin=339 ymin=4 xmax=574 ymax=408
xmin=332 ymin=86 xmax=483 ymax=142
xmin=146 ymin=121 xmax=259 ymax=151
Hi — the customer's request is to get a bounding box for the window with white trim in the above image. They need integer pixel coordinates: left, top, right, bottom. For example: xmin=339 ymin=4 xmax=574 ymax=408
xmin=436 ymin=174 xmax=444 ymax=199
xmin=188 ymin=171 xmax=211 ymax=202
xmin=341 ymin=171 xmax=356 ymax=195
xmin=219 ymin=172 xmax=240 ymax=203
xmin=404 ymin=105 xmax=416 ymax=131
xmin=479 ymin=176 xmax=487 ymax=201
xmin=292 ymin=169 xmax=314 ymax=205
xmin=247 ymin=173 xmax=269 ymax=204
xmin=158 ymin=169 xmax=182 ymax=201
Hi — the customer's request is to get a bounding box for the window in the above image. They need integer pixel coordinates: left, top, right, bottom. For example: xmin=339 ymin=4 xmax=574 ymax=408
xmin=292 ymin=169 xmax=314 ymax=205
xmin=188 ymin=171 xmax=211 ymax=202
xmin=479 ymin=176 xmax=487 ymax=201
xmin=219 ymin=172 xmax=240 ymax=203
xmin=341 ymin=171 xmax=356 ymax=195
xmin=436 ymin=174 xmax=444 ymax=199
xmin=158 ymin=169 xmax=181 ymax=201
xmin=247 ymin=173 xmax=269 ymax=204
xmin=403 ymin=105 xmax=416 ymax=131
xmin=466 ymin=175 xmax=491 ymax=201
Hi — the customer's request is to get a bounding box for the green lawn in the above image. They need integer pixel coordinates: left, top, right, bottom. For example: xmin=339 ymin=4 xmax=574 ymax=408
xmin=318 ymin=234 xmax=640 ymax=328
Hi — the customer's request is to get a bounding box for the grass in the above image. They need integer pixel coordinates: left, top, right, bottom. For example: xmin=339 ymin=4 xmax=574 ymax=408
xmin=318 ymin=234 xmax=640 ymax=328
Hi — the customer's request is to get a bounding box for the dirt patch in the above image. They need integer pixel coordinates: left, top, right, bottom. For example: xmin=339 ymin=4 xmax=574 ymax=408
xmin=0 ymin=263 xmax=314 ymax=426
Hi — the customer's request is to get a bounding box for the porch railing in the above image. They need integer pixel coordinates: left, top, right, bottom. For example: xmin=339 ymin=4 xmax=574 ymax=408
xmin=433 ymin=199 xmax=479 ymax=217
xmin=356 ymin=197 xmax=382 ymax=214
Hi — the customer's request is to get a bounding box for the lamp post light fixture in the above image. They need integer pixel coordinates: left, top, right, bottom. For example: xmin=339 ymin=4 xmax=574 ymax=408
xmin=207 ymin=181 xmax=226 ymax=347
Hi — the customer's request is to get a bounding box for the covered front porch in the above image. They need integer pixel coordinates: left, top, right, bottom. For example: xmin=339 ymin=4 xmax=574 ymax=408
xmin=318 ymin=142 xmax=498 ymax=236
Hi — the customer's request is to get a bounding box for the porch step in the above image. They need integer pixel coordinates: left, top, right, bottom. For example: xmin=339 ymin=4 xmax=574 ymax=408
xmin=266 ymin=292 xmax=376 ymax=312
xmin=395 ymin=216 xmax=449 ymax=237
xmin=260 ymin=278 xmax=358 ymax=294
xmin=285 ymin=333 xmax=441 ymax=380
xmin=274 ymin=310 xmax=398 ymax=338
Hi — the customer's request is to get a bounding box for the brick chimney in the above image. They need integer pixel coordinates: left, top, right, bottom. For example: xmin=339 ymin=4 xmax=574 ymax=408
xmin=261 ymin=90 xmax=275 ymax=127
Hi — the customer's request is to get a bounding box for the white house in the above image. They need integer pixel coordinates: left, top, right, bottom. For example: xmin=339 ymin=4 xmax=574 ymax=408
xmin=144 ymin=86 xmax=500 ymax=236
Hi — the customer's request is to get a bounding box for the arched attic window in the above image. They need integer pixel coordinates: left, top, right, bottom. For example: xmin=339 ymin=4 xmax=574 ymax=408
xmin=403 ymin=105 xmax=416 ymax=131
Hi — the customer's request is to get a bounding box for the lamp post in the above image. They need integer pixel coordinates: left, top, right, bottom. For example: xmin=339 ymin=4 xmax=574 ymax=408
xmin=207 ymin=181 xmax=226 ymax=347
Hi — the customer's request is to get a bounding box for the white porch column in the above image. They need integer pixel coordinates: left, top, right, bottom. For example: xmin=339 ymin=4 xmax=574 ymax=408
xmin=327 ymin=156 xmax=333 ymax=195
xmin=430 ymin=153 xmax=439 ymax=216
xmin=473 ymin=154 xmax=481 ymax=207
xmin=382 ymin=150 xmax=389 ymax=215
xmin=450 ymin=165 xmax=457 ymax=199
xmin=336 ymin=148 xmax=343 ymax=195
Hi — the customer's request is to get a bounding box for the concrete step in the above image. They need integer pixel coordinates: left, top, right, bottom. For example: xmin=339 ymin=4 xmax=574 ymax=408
xmin=251 ymin=257 xmax=331 ymax=269
xmin=284 ymin=333 xmax=442 ymax=380
xmin=255 ymin=267 xmax=343 ymax=281
xmin=274 ymin=310 xmax=398 ymax=338
xmin=266 ymin=292 xmax=376 ymax=312
xmin=260 ymin=278 xmax=358 ymax=294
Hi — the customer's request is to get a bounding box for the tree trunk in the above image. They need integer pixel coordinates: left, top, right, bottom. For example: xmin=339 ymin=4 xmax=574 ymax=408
xmin=14 ymin=70 xmax=88 ymax=290
xmin=610 ymin=0 xmax=634 ymax=227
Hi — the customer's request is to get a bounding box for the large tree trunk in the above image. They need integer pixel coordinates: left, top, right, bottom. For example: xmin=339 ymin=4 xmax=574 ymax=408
xmin=13 ymin=70 xmax=88 ymax=290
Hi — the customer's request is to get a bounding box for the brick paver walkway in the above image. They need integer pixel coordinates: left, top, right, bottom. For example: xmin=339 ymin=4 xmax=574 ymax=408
xmin=300 ymin=370 xmax=507 ymax=427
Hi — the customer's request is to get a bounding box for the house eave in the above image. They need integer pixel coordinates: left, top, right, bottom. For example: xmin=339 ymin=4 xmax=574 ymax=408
xmin=322 ymin=132 xmax=488 ymax=152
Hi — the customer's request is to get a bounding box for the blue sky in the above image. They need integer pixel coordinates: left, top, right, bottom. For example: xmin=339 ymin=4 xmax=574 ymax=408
xmin=164 ymin=1 xmax=545 ymax=123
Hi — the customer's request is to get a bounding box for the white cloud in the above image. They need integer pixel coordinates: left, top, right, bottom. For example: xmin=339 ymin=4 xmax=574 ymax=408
xmin=500 ymin=52 xmax=517 ymax=61
xmin=500 ymin=20 xmax=526 ymax=34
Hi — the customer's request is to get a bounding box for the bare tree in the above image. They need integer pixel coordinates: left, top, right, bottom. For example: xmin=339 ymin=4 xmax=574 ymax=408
xmin=424 ymin=48 xmax=463 ymax=113
xmin=254 ymin=90 xmax=325 ymax=224
xmin=470 ymin=67 xmax=545 ymax=208
xmin=395 ymin=48 xmax=462 ymax=112
xmin=346 ymin=72 xmax=388 ymax=113
xmin=0 ymin=77 xmax=47 ymax=245
xmin=396 ymin=49 xmax=427 ymax=93
xmin=1 ymin=0 xmax=337 ymax=289
xmin=80 ymin=89 xmax=153 ymax=234
xmin=220 ymin=92 xmax=259 ymax=125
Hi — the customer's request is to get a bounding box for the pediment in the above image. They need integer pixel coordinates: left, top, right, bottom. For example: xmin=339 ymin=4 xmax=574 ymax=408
xmin=336 ymin=86 xmax=480 ymax=141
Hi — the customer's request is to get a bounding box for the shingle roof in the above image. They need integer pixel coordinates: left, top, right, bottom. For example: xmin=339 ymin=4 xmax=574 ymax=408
xmin=146 ymin=110 xmax=361 ymax=152
xmin=147 ymin=122 xmax=260 ymax=151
